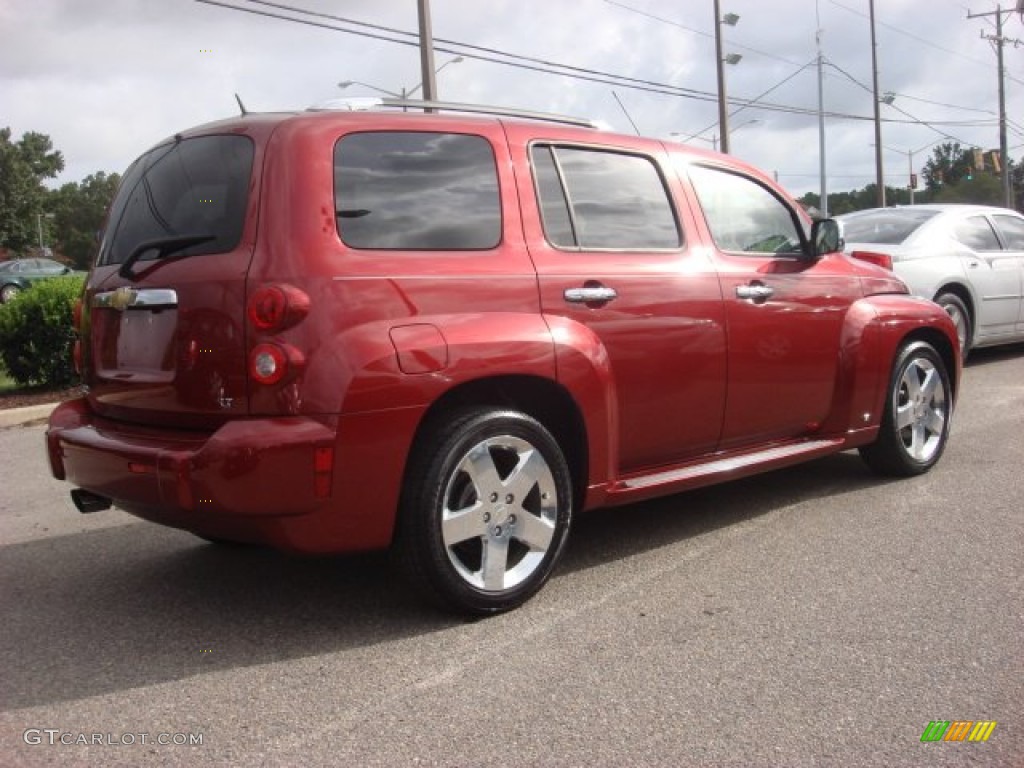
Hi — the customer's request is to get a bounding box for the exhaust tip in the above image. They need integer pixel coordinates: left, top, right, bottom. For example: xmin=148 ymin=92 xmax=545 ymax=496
xmin=71 ymin=489 xmax=112 ymax=514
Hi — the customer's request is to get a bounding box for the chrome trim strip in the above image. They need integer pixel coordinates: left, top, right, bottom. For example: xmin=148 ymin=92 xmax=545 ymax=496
xmin=92 ymin=288 xmax=178 ymax=310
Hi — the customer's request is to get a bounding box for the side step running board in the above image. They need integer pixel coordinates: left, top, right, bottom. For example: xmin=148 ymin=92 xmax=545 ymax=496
xmin=621 ymin=439 xmax=844 ymax=491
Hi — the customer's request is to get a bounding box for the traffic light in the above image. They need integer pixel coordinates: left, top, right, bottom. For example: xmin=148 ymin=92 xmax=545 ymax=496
xmin=973 ymin=148 xmax=984 ymax=171
xmin=990 ymin=150 xmax=1001 ymax=173
xmin=910 ymin=173 xmax=918 ymax=189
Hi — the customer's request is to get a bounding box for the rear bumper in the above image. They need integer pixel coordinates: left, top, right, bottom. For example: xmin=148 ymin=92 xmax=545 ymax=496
xmin=45 ymin=397 xmax=345 ymax=548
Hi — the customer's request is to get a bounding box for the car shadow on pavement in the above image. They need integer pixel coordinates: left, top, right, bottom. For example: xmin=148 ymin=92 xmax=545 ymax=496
xmin=0 ymin=451 xmax=892 ymax=712
xmin=963 ymin=341 xmax=1024 ymax=368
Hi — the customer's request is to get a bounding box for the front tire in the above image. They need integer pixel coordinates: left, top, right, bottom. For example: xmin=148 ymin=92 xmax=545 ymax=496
xmin=394 ymin=409 xmax=573 ymax=615
xmin=859 ymin=340 xmax=952 ymax=476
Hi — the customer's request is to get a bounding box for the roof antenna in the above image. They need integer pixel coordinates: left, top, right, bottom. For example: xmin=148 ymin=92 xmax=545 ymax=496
xmin=612 ymin=91 xmax=641 ymax=136
xmin=234 ymin=93 xmax=249 ymax=116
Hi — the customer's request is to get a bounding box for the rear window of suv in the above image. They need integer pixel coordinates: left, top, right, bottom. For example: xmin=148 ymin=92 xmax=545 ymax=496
xmin=334 ymin=131 xmax=501 ymax=250
xmin=99 ymin=135 xmax=254 ymax=266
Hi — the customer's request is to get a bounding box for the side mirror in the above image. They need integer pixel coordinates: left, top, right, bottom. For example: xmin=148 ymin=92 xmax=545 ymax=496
xmin=810 ymin=218 xmax=844 ymax=258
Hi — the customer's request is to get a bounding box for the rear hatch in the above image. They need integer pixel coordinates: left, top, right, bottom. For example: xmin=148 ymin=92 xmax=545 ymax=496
xmin=81 ymin=132 xmax=259 ymax=429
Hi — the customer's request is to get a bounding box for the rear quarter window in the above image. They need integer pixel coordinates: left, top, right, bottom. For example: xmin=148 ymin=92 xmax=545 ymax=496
xmin=99 ymin=135 xmax=254 ymax=266
xmin=334 ymin=131 xmax=501 ymax=250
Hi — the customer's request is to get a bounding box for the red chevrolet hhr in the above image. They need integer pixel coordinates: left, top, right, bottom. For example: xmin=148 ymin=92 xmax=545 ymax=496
xmin=46 ymin=100 xmax=960 ymax=614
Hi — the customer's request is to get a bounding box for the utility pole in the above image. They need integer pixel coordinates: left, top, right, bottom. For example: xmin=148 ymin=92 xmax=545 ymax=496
xmin=816 ymin=1 xmax=827 ymax=217
xmin=967 ymin=4 xmax=1022 ymax=208
xmin=869 ymin=0 xmax=886 ymax=207
xmin=417 ymin=0 xmax=438 ymax=104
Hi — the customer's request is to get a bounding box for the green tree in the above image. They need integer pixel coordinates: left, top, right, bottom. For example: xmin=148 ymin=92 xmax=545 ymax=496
xmin=51 ymin=172 xmax=121 ymax=269
xmin=0 ymin=128 xmax=64 ymax=254
xmin=921 ymin=142 xmax=973 ymax=191
xmin=932 ymin=172 xmax=1005 ymax=205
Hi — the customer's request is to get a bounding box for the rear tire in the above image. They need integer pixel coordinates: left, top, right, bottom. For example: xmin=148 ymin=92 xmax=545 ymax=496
xmin=394 ymin=408 xmax=573 ymax=616
xmin=859 ymin=340 xmax=952 ymax=476
xmin=934 ymin=292 xmax=971 ymax=362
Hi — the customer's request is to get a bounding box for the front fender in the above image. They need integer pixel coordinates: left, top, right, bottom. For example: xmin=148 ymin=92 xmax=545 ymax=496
xmin=821 ymin=295 xmax=960 ymax=441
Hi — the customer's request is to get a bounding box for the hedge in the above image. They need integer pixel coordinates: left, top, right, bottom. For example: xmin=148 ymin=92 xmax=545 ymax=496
xmin=0 ymin=276 xmax=84 ymax=388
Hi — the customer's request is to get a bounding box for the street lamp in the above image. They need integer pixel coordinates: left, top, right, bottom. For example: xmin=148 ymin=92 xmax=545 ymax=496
xmin=338 ymin=56 xmax=464 ymax=102
xmin=714 ymin=0 xmax=741 ymax=154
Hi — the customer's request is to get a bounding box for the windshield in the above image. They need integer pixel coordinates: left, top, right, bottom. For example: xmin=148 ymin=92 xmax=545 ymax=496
xmin=98 ymin=135 xmax=254 ymax=266
xmin=840 ymin=209 xmax=939 ymax=245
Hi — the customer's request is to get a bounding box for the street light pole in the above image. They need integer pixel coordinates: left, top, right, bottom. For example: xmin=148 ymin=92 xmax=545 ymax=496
xmin=869 ymin=0 xmax=886 ymax=207
xmin=713 ymin=1 xmax=740 ymax=154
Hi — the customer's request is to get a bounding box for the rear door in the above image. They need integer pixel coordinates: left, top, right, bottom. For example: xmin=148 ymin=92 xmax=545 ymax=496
xmin=505 ymin=125 xmax=727 ymax=474
xmin=989 ymin=213 xmax=1024 ymax=332
xmin=952 ymin=214 xmax=1021 ymax=338
xmin=82 ymin=132 xmax=261 ymax=429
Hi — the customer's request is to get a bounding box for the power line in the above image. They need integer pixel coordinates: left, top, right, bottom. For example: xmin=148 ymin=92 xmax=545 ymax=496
xmin=829 ymin=0 xmax=1024 ymax=87
xmin=194 ymin=0 xmax=1011 ymax=133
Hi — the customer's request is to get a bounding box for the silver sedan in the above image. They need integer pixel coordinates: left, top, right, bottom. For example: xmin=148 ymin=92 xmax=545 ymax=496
xmin=838 ymin=204 xmax=1024 ymax=358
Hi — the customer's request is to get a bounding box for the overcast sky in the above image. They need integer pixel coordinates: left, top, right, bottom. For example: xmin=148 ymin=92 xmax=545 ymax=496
xmin=2 ymin=0 xmax=1022 ymax=199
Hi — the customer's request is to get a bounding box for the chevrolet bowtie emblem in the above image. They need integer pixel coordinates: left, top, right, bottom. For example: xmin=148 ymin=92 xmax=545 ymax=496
xmin=109 ymin=286 xmax=138 ymax=311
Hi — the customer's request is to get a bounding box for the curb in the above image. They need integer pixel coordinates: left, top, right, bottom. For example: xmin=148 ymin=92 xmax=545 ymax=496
xmin=0 ymin=403 xmax=58 ymax=429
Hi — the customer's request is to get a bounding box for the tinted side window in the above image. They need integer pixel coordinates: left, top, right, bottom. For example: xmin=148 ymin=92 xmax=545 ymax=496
xmin=688 ymin=165 xmax=804 ymax=255
xmin=992 ymin=214 xmax=1024 ymax=250
xmin=335 ymin=132 xmax=500 ymax=250
xmin=100 ymin=136 xmax=254 ymax=266
xmin=953 ymin=216 xmax=1001 ymax=251
xmin=530 ymin=146 xmax=575 ymax=247
xmin=532 ymin=145 xmax=680 ymax=250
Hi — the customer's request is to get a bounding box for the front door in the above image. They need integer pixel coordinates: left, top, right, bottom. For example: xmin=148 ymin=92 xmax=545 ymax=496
xmin=683 ymin=163 xmax=863 ymax=449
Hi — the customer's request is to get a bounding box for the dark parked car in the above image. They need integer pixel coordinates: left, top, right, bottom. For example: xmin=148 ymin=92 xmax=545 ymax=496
xmin=46 ymin=99 xmax=960 ymax=614
xmin=0 ymin=257 xmax=77 ymax=303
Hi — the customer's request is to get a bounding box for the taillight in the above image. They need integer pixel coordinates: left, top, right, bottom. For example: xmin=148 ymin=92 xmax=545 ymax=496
xmin=850 ymin=250 xmax=894 ymax=271
xmin=247 ymin=284 xmax=310 ymax=332
xmin=249 ymin=343 xmax=287 ymax=385
xmin=248 ymin=343 xmax=305 ymax=386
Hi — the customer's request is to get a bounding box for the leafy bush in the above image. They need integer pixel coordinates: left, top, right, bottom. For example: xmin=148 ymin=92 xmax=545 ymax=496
xmin=0 ymin=275 xmax=83 ymax=387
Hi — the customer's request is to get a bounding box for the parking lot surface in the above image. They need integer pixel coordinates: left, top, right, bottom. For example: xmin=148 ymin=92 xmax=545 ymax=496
xmin=1 ymin=345 xmax=1021 ymax=767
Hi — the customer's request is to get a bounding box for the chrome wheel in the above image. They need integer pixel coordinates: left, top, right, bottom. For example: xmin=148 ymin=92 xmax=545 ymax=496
xmin=0 ymin=284 xmax=20 ymax=303
xmin=396 ymin=409 xmax=573 ymax=615
xmin=442 ymin=435 xmax=558 ymax=592
xmin=893 ymin=356 xmax=947 ymax=463
xmin=860 ymin=340 xmax=953 ymax=476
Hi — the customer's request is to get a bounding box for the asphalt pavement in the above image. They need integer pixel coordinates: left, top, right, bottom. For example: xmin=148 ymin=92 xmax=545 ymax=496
xmin=0 ymin=346 xmax=1021 ymax=767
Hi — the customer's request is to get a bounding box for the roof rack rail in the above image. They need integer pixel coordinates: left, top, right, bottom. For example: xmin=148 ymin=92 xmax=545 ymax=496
xmin=377 ymin=98 xmax=599 ymax=129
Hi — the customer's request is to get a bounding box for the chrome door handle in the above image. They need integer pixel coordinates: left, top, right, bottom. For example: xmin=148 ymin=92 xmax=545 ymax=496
xmin=564 ymin=286 xmax=618 ymax=304
xmin=735 ymin=284 xmax=774 ymax=301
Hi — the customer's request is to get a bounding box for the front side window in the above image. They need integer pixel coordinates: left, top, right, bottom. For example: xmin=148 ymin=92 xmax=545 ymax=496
xmin=531 ymin=145 xmax=680 ymax=250
xmin=953 ymin=216 xmax=1001 ymax=252
xmin=688 ymin=165 xmax=804 ymax=255
xmin=334 ymin=132 xmax=500 ymax=250
xmin=99 ymin=135 xmax=254 ymax=266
